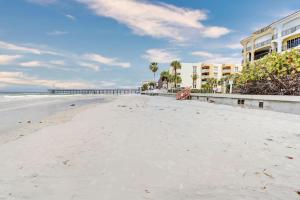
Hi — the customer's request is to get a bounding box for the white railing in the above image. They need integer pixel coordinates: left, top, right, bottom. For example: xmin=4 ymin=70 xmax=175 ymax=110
xmin=254 ymin=39 xmax=272 ymax=49
xmin=282 ymin=25 xmax=300 ymax=37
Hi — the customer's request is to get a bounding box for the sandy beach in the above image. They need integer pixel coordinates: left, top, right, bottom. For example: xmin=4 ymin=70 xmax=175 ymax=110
xmin=0 ymin=95 xmax=300 ymax=199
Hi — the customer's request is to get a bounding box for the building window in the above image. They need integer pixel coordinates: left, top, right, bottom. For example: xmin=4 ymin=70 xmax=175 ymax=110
xmin=234 ymin=67 xmax=239 ymax=72
xmin=286 ymin=36 xmax=300 ymax=50
xmin=193 ymin=66 xmax=197 ymax=73
xmin=214 ymin=66 xmax=218 ymax=72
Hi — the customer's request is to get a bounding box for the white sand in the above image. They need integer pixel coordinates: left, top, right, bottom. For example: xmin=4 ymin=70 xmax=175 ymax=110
xmin=0 ymin=95 xmax=300 ymax=200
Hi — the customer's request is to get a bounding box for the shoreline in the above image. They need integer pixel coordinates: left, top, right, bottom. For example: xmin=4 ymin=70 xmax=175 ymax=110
xmin=0 ymin=95 xmax=114 ymax=144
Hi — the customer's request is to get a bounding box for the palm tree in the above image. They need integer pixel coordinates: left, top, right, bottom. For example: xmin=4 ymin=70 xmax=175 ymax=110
xmin=149 ymin=62 xmax=159 ymax=81
xmin=160 ymin=70 xmax=171 ymax=89
xmin=170 ymin=74 xmax=182 ymax=88
xmin=170 ymin=60 xmax=181 ymax=88
xmin=191 ymin=74 xmax=198 ymax=88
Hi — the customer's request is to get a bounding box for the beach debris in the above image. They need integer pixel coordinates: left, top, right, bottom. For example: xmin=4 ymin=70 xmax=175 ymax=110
xmin=27 ymin=121 xmax=31 ymax=123
xmin=196 ymin=112 xmax=200 ymax=114
xmin=144 ymin=189 xmax=150 ymax=193
xmin=118 ymin=105 xmax=127 ymax=108
xmin=70 ymin=104 xmax=76 ymax=107
xmin=159 ymin=108 xmax=164 ymax=110
xmin=18 ymin=122 xmax=22 ymax=124
xmin=62 ymin=160 xmax=70 ymax=166
xmin=266 ymin=138 xmax=273 ymax=141
xmin=31 ymin=173 xmax=38 ymax=178
xmin=39 ymin=121 xmax=43 ymax=123
xmin=296 ymin=191 xmax=300 ymax=196
xmin=286 ymin=156 xmax=294 ymax=160
xmin=263 ymin=169 xmax=274 ymax=179
xmin=208 ymin=100 xmax=215 ymax=103
xmin=19 ymin=134 xmax=24 ymax=137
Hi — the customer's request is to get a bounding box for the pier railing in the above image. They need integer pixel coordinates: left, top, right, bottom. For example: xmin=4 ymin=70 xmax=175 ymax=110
xmin=48 ymin=89 xmax=140 ymax=95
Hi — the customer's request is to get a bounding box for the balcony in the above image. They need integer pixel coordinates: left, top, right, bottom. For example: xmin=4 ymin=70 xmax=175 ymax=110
xmin=202 ymin=69 xmax=210 ymax=73
xmin=282 ymin=25 xmax=300 ymax=37
xmin=202 ymin=66 xmax=210 ymax=70
xmin=246 ymin=46 xmax=252 ymax=52
xmin=254 ymin=39 xmax=272 ymax=49
xmin=222 ymin=69 xmax=231 ymax=73
xmin=272 ymin=34 xmax=278 ymax=40
xmin=222 ymin=73 xmax=231 ymax=76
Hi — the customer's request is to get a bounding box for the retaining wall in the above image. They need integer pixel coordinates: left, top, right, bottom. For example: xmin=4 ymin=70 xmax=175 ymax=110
xmin=142 ymin=92 xmax=300 ymax=115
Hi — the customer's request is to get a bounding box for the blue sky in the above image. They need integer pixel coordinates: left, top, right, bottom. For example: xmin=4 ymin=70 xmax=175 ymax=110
xmin=0 ymin=0 xmax=299 ymax=91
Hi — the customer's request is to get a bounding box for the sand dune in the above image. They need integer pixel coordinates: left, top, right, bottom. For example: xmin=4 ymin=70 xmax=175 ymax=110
xmin=0 ymin=95 xmax=300 ymax=200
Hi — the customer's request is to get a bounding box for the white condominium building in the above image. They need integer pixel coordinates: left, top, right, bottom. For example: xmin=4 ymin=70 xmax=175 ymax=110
xmin=169 ymin=63 xmax=242 ymax=89
xmin=241 ymin=10 xmax=300 ymax=64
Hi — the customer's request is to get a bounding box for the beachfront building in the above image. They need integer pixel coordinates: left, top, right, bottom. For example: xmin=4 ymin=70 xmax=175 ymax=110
xmin=169 ymin=63 xmax=202 ymax=89
xmin=241 ymin=10 xmax=300 ymax=64
xmin=221 ymin=64 xmax=242 ymax=77
xmin=201 ymin=64 xmax=221 ymax=85
xmin=169 ymin=63 xmax=242 ymax=89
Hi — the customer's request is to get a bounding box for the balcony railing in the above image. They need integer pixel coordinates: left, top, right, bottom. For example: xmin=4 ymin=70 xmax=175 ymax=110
xmin=254 ymin=39 xmax=272 ymax=49
xmin=272 ymin=34 xmax=278 ymax=40
xmin=222 ymin=69 xmax=231 ymax=73
xmin=201 ymin=69 xmax=210 ymax=73
xmin=246 ymin=46 xmax=252 ymax=52
xmin=282 ymin=25 xmax=300 ymax=37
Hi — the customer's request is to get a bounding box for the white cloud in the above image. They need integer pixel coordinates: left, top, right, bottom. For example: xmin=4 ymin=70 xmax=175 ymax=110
xmin=0 ymin=71 xmax=95 ymax=89
xmin=0 ymin=55 xmax=23 ymax=65
xmin=98 ymin=81 xmax=116 ymax=87
xmin=0 ymin=41 xmax=58 ymax=55
xmin=19 ymin=61 xmax=42 ymax=67
xmin=49 ymin=60 xmax=65 ymax=66
xmin=192 ymin=51 xmax=241 ymax=65
xmin=47 ymin=30 xmax=69 ymax=36
xmin=191 ymin=51 xmax=214 ymax=58
xmin=65 ymin=14 xmax=76 ymax=20
xmin=226 ymin=43 xmax=242 ymax=49
xmin=78 ymin=62 xmax=100 ymax=71
xmin=202 ymin=26 xmax=231 ymax=38
xmin=78 ymin=0 xmax=230 ymax=42
xmin=142 ymin=49 xmax=179 ymax=64
xmin=26 ymin=0 xmax=56 ymax=5
xmin=83 ymin=53 xmax=131 ymax=68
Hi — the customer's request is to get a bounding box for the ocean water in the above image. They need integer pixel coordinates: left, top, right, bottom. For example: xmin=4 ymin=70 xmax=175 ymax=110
xmin=0 ymin=93 xmax=105 ymax=140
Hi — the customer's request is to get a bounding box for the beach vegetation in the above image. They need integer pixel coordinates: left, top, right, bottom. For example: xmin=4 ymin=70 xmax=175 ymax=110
xmin=191 ymin=73 xmax=198 ymax=88
xmin=141 ymin=83 xmax=149 ymax=91
xmin=235 ymin=49 xmax=300 ymax=95
xmin=149 ymin=62 xmax=159 ymax=81
xmin=170 ymin=60 xmax=182 ymax=88
xmin=160 ymin=70 xmax=172 ymax=88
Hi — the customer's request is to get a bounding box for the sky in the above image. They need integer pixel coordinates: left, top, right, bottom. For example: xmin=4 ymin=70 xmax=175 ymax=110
xmin=0 ymin=0 xmax=299 ymax=91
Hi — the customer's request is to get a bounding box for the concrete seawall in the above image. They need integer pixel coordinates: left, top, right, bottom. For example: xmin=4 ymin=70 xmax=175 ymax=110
xmin=142 ymin=92 xmax=300 ymax=115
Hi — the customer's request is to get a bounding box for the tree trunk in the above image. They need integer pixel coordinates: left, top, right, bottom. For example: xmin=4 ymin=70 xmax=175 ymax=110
xmin=174 ymin=68 xmax=177 ymax=88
